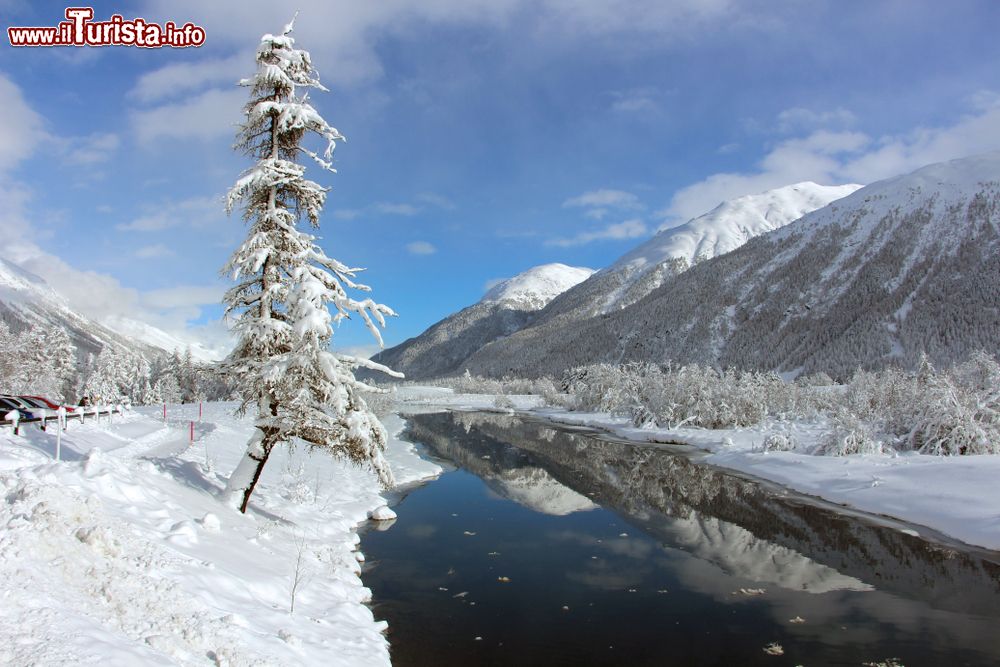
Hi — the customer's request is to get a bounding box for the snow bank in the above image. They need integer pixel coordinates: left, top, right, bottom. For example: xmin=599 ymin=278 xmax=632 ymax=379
xmin=0 ymin=401 xmax=439 ymax=665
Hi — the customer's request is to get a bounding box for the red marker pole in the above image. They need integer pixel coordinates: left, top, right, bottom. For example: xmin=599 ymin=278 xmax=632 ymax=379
xmin=190 ymin=421 xmax=194 ymax=445
xmin=199 ymin=402 xmax=203 ymax=422
xmin=163 ymin=403 xmax=167 ymax=423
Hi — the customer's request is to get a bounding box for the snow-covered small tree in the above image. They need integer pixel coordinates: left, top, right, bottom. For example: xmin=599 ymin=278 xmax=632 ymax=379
xmin=83 ymin=346 xmax=134 ymax=404
xmin=154 ymin=374 xmax=182 ymax=404
xmin=221 ymin=20 xmax=402 ymax=513
xmin=42 ymin=325 xmax=78 ymax=401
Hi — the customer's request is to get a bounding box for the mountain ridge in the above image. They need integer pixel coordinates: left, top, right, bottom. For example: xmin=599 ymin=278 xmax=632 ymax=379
xmin=463 ymin=151 xmax=1000 ymax=379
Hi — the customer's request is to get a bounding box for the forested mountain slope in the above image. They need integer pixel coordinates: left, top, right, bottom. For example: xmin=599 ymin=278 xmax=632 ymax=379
xmin=464 ymin=152 xmax=1000 ymax=379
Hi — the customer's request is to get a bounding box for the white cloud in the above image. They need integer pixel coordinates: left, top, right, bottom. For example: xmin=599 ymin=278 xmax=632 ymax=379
xmin=63 ymin=132 xmax=120 ymax=166
xmin=339 ymin=343 xmax=381 ymax=360
xmin=142 ymin=285 xmax=225 ymax=310
xmin=406 ymin=241 xmax=436 ymax=255
xmin=138 ymin=0 xmax=746 ymax=91
xmin=135 ymin=244 xmax=174 ymax=259
xmin=563 ymin=188 xmax=643 ymax=210
xmin=609 ymin=87 xmax=661 ymax=113
xmin=131 ymin=88 xmax=245 ymax=146
xmin=416 ymin=192 xmax=457 ymax=210
xmin=483 ymin=277 xmax=504 ymax=291
xmin=333 ymin=199 xmax=438 ymax=220
xmin=118 ymin=195 xmax=225 ymax=232
xmin=374 ymin=202 xmax=419 ymax=216
xmin=0 ymin=73 xmax=45 ymax=172
xmin=661 ymin=98 xmax=1000 ymax=224
xmin=0 ymin=70 xmax=226 ymax=353
xmin=548 ymin=218 xmax=648 ymax=247
xmin=776 ymin=107 xmax=857 ymax=133
xmin=130 ymin=54 xmax=247 ymax=103
xmin=331 ymin=209 xmax=362 ymax=221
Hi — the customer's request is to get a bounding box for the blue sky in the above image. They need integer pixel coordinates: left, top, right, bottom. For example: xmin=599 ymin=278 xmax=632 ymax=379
xmin=2 ymin=0 xmax=1000 ymax=356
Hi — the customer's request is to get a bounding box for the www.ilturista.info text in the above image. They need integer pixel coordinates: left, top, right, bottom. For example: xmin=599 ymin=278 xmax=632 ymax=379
xmin=8 ymin=7 xmax=205 ymax=48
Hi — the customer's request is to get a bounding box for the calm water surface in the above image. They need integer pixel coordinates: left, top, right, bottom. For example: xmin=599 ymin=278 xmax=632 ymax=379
xmin=361 ymin=412 xmax=1000 ymax=666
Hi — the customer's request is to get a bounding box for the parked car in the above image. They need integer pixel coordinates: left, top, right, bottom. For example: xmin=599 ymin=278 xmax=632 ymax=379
xmin=20 ymin=395 xmax=76 ymax=413
xmin=0 ymin=396 xmax=38 ymax=421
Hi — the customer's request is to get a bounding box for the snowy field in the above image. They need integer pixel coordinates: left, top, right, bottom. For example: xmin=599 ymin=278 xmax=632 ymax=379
xmin=396 ymin=386 xmax=1000 ymax=552
xmin=0 ymin=401 xmax=440 ymax=666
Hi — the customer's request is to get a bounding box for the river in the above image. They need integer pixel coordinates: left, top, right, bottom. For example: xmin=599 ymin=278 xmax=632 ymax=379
xmin=361 ymin=411 xmax=1000 ymax=666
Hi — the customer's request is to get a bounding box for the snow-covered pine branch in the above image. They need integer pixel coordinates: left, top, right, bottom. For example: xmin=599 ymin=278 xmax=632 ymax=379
xmin=221 ymin=20 xmax=400 ymax=514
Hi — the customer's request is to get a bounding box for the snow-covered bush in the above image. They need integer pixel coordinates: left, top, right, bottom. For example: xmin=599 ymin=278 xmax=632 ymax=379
xmin=559 ymin=362 xmax=802 ymax=429
xmin=762 ymin=433 xmax=797 ymax=452
xmin=435 ymin=371 xmax=564 ymax=400
xmin=904 ymin=354 xmax=1000 ymax=455
xmin=839 ymin=352 xmax=1000 ymax=455
xmin=493 ymin=394 xmax=515 ymax=411
xmin=818 ymin=411 xmax=886 ymax=456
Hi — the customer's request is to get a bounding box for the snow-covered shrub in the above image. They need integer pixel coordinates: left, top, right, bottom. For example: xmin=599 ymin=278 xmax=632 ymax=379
xmin=493 ymin=394 xmax=515 ymax=411
xmin=796 ymin=371 xmax=835 ymax=387
xmin=837 ymin=352 xmax=1000 ymax=455
xmin=762 ymin=433 xmax=797 ymax=452
xmin=904 ymin=359 xmax=1000 ymax=455
xmin=819 ymin=410 xmax=887 ymax=456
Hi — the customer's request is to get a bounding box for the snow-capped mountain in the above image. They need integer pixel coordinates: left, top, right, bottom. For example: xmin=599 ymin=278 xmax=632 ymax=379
xmin=101 ymin=315 xmax=224 ymax=363
xmin=0 ymin=257 xmax=156 ymax=361
xmin=0 ymin=256 xmax=215 ymax=372
xmin=600 ymin=182 xmax=862 ymax=312
xmin=370 ymin=263 xmax=593 ymax=380
xmin=524 ymin=182 xmax=861 ymax=332
xmin=464 ymin=151 xmax=1000 ymax=379
xmin=378 ymin=182 xmax=858 ymax=381
xmin=481 ymin=263 xmax=595 ymax=311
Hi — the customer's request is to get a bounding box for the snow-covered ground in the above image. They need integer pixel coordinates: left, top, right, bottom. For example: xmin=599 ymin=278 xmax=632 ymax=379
xmin=0 ymin=402 xmax=440 ymax=666
xmin=396 ymin=386 xmax=1000 ymax=552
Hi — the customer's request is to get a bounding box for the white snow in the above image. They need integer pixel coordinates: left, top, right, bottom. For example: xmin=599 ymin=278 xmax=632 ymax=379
xmin=368 ymin=505 xmax=397 ymax=521
xmin=599 ymin=182 xmax=862 ymax=311
xmin=632 ymin=182 xmax=862 ymax=271
xmin=482 ymin=263 xmax=595 ymax=311
xmin=0 ymin=401 xmax=440 ymax=665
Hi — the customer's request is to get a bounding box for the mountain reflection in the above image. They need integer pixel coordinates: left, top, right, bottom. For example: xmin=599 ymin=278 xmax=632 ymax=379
xmin=404 ymin=411 xmax=1000 ymax=614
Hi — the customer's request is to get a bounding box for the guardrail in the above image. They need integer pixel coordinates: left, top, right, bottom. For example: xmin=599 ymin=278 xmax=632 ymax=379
xmin=2 ymin=406 xmax=123 ymax=436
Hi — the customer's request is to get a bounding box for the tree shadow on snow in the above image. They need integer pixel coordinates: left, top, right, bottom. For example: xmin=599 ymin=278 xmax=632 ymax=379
xmin=145 ymin=456 xmax=292 ymax=525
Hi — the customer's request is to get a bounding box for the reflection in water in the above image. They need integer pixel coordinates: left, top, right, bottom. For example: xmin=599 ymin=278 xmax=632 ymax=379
xmin=447 ymin=412 xmax=1000 ymax=609
xmin=363 ymin=411 xmax=1000 ymax=666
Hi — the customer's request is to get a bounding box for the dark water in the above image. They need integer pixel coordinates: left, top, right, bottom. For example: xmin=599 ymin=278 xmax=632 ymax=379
xmin=361 ymin=412 xmax=1000 ymax=666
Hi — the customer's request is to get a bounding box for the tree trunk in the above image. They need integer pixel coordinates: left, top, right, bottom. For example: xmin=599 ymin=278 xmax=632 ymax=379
xmin=223 ymin=428 xmax=276 ymax=513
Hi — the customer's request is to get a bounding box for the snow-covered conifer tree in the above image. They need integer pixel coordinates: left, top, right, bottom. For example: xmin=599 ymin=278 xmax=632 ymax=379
xmin=221 ymin=20 xmax=401 ymax=513
xmin=155 ymin=374 xmax=182 ymax=404
xmin=42 ymin=325 xmax=78 ymax=401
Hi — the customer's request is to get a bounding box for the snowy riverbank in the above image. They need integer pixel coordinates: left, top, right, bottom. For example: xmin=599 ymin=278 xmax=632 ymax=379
xmin=395 ymin=386 xmax=1000 ymax=552
xmin=0 ymin=401 xmax=440 ymax=666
